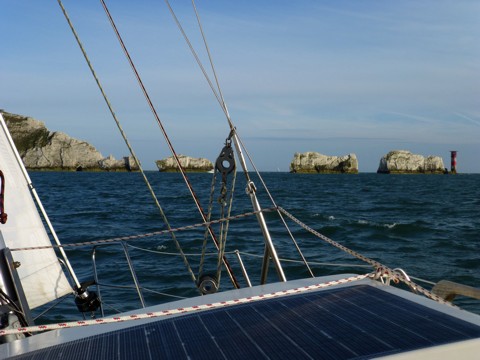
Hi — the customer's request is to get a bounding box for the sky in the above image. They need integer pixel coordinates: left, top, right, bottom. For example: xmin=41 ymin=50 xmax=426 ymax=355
xmin=1 ymin=0 xmax=479 ymax=172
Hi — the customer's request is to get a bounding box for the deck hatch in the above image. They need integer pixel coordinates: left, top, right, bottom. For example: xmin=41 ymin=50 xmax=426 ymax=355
xmin=11 ymin=285 xmax=480 ymax=359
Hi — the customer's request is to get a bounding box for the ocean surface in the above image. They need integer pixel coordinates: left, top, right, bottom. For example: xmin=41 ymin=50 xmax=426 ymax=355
xmin=29 ymin=171 xmax=480 ymax=321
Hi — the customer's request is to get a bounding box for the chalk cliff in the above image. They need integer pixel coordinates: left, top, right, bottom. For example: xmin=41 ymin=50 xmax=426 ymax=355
xmin=156 ymin=155 xmax=214 ymax=172
xmin=377 ymin=150 xmax=446 ymax=174
xmin=290 ymin=152 xmax=358 ymax=173
xmin=1 ymin=110 xmax=135 ymax=171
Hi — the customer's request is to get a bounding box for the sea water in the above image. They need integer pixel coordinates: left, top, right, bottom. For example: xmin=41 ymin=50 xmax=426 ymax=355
xmin=29 ymin=172 xmax=480 ymax=320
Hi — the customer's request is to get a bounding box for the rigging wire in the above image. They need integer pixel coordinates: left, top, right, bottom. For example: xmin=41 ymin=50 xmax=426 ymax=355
xmin=164 ymin=0 xmax=250 ymax=175
xmin=198 ymin=170 xmax=218 ymax=278
xmin=163 ymin=0 xmax=224 ymax=115
xmin=169 ymin=0 xmax=251 ymax=176
xmin=99 ymin=0 xmax=239 ymax=289
xmin=32 ymin=294 xmax=70 ymax=321
xmin=168 ymin=1 xmax=286 ymax=282
xmin=216 ymin=159 xmax=237 ymax=285
xmin=198 ymin=146 xmax=237 ymax=287
xmin=169 ymin=0 xmax=314 ymax=277
xmin=56 ymin=0 xmax=198 ymax=289
xmin=190 ymin=0 xmax=227 ymax=115
xmin=233 ymin=135 xmax=315 ymax=277
xmin=128 ymin=245 xmax=373 ymax=269
xmin=9 ymin=208 xmax=277 ymax=252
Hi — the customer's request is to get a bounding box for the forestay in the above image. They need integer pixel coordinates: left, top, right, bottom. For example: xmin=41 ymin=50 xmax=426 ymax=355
xmin=0 ymin=114 xmax=71 ymax=309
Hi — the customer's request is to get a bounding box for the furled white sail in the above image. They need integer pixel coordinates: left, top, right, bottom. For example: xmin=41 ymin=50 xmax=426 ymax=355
xmin=0 ymin=114 xmax=72 ymax=309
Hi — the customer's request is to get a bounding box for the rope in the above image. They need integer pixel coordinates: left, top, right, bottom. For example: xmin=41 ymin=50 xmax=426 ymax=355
xmin=198 ymin=138 xmax=238 ymax=287
xmin=57 ymin=0 xmax=198 ymax=288
xmin=188 ymin=3 xmax=310 ymax=274
xmin=32 ymin=2 xmax=452 ymax=332
xmin=278 ymin=207 xmax=455 ymax=306
xmin=198 ymin=170 xmax=218 ymax=278
xmin=165 ymin=0 xmax=301 ymax=284
xmin=216 ymin=166 xmax=237 ymax=285
xmin=9 ymin=208 xmax=277 ymax=252
xmin=279 ymin=207 xmax=385 ymax=269
xmin=0 ymin=274 xmax=369 ymax=335
xmin=373 ymin=267 xmax=455 ymax=306
xmin=100 ymin=0 xmax=240 ymax=289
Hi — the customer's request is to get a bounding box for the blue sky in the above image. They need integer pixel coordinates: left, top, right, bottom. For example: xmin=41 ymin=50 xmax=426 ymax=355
xmin=1 ymin=0 xmax=479 ymax=172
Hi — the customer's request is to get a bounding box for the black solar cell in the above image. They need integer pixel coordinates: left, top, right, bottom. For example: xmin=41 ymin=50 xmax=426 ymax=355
xmin=10 ymin=285 xmax=480 ymax=359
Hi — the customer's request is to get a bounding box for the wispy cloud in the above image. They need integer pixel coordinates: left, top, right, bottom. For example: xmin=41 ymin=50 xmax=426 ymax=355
xmin=1 ymin=1 xmax=479 ymax=172
xmin=455 ymin=113 xmax=480 ymax=127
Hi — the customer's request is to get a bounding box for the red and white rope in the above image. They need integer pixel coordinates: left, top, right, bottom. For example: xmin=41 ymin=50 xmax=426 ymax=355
xmin=0 ymin=274 xmax=369 ymax=336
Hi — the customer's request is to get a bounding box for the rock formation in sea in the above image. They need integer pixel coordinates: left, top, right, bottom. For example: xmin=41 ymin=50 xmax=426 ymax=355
xmin=155 ymin=155 xmax=214 ymax=172
xmin=1 ymin=110 xmax=136 ymax=171
xmin=290 ymin=152 xmax=359 ymax=173
xmin=377 ymin=150 xmax=446 ymax=174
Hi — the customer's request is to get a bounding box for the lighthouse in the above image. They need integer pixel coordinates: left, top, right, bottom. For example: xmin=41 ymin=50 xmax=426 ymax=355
xmin=450 ymin=151 xmax=457 ymax=174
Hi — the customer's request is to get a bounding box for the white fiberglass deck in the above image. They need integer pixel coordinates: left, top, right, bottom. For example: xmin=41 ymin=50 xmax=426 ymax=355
xmin=2 ymin=275 xmax=480 ymax=359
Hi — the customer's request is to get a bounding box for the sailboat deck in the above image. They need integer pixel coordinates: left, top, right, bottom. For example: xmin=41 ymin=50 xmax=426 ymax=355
xmin=4 ymin=277 xmax=480 ymax=359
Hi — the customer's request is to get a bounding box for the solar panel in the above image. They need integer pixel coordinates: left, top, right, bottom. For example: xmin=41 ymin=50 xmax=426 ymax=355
xmin=10 ymin=285 xmax=480 ymax=359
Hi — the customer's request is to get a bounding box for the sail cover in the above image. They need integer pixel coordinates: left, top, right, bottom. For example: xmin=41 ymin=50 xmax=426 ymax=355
xmin=0 ymin=114 xmax=72 ymax=309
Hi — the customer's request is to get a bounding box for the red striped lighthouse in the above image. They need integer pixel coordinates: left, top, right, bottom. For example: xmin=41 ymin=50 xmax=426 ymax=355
xmin=450 ymin=151 xmax=457 ymax=174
